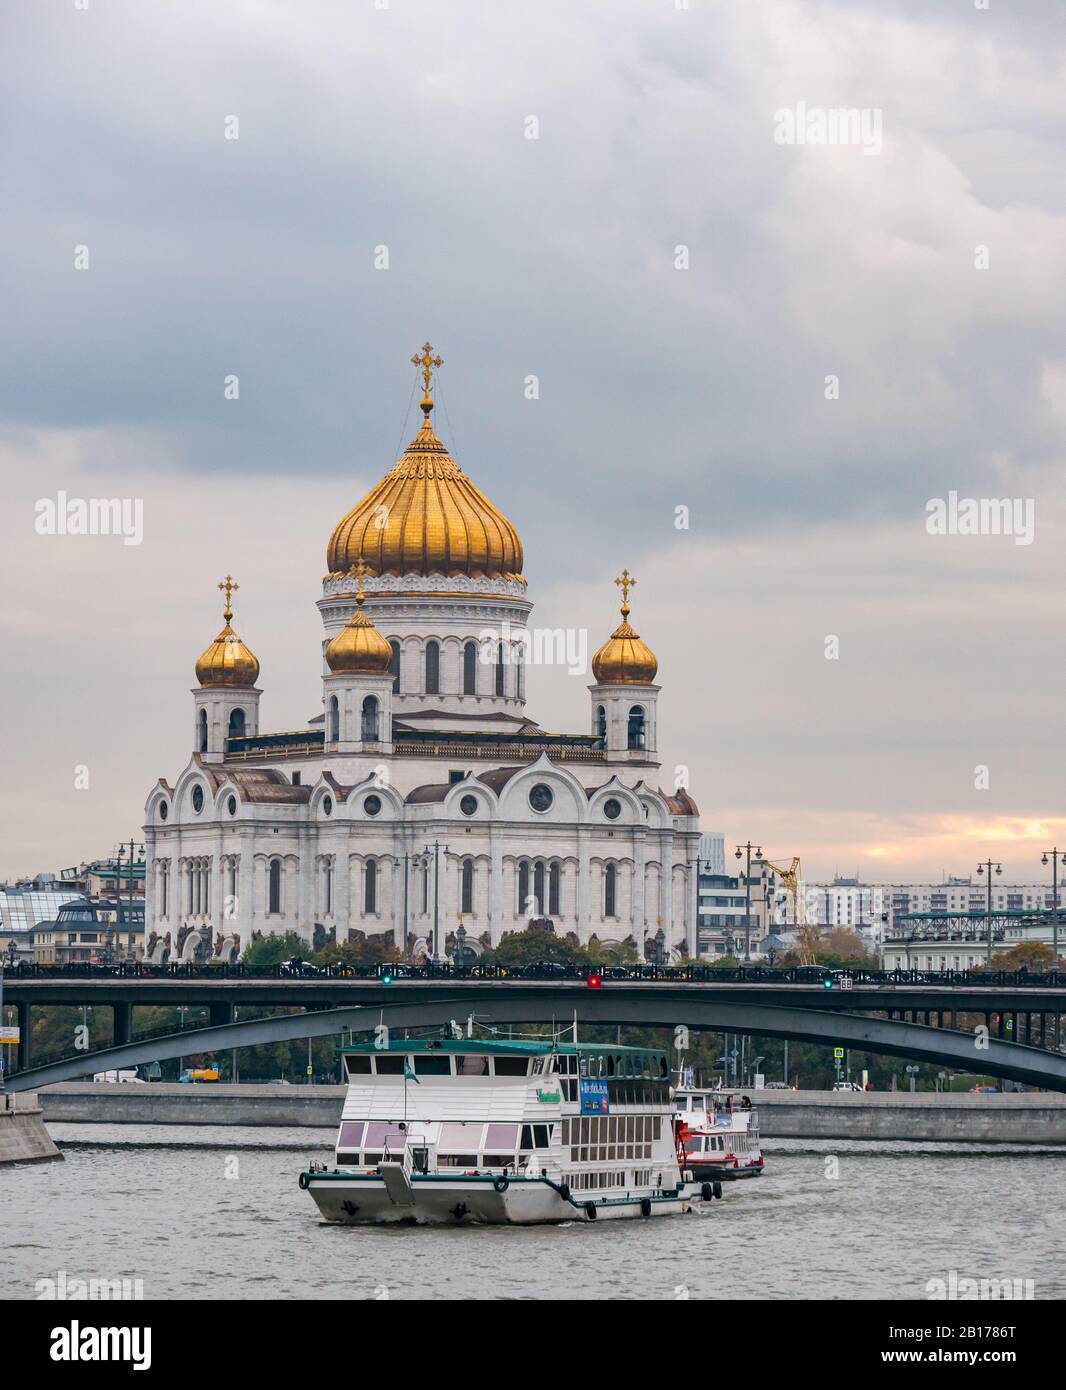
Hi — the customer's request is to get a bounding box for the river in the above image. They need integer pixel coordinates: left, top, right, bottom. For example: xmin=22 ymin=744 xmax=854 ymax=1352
xmin=4 ymin=1127 xmax=1063 ymax=1300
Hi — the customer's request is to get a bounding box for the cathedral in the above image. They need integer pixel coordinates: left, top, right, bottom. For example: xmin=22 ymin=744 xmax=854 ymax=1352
xmin=143 ymin=346 xmax=700 ymax=964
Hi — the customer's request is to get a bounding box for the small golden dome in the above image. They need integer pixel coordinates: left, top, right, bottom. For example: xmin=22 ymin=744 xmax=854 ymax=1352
xmin=326 ymin=343 xmax=524 ymax=581
xmin=325 ymin=562 xmax=393 ymax=675
xmin=195 ymin=578 xmax=260 ymax=688
xmin=591 ymin=570 xmax=658 ymax=684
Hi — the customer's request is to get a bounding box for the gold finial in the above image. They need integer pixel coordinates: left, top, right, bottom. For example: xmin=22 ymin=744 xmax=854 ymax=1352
xmin=411 ymin=341 xmax=443 ymax=412
xmin=614 ymin=568 xmax=636 ymax=616
xmin=348 ymin=555 xmax=369 ymax=605
xmin=218 ymin=575 xmax=239 ymax=621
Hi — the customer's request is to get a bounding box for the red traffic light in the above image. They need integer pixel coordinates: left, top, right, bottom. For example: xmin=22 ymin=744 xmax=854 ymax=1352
xmin=586 ymin=973 xmax=603 ymax=989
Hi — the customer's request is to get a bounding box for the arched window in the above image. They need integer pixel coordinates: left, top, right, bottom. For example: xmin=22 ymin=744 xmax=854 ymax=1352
xmin=461 ymin=859 xmax=474 ymax=915
xmin=596 ymin=705 xmax=606 ymax=740
xmin=421 ymin=861 xmax=429 ymax=914
xmin=495 ymin=642 xmax=505 ymax=697
xmin=388 ymin=640 xmax=401 ymax=694
xmin=548 ymin=862 xmax=561 ymax=916
xmin=269 ymin=859 xmax=282 ymax=915
xmin=516 ymin=650 xmax=525 ymax=701
xmin=361 ymin=695 xmax=379 ymax=742
xmin=160 ymin=862 xmax=169 ymax=918
xmin=324 ymin=860 xmax=333 ymax=916
xmin=328 ymin=695 xmax=339 ymax=743
xmin=228 ymin=707 xmax=246 ymax=739
xmin=604 ymin=863 xmax=617 ymax=918
xmin=533 ymin=862 xmax=545 ymax=915
xmin=518 ymin=861 xmax=530 ymax=915
xmin=463 ymin=640 xmax=477 ymax=695
xmin=425 ymin=640 xmax=440 ymax=695
xmin=627 ymin=705 xmax=646 ymax=750
xmin=364 ymin=859 xmax=377 ymax=914
xmin=198 ymin=709 xmax=208 ymax=753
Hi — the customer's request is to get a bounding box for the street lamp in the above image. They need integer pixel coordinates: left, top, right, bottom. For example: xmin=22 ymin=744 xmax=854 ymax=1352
xmin=975 ymin=861 xmax=1003 ymax=968
xmin=734 ymin=842 xmax=763 ymax=963
xmin=1040 ymin=849 xmax=1065 ymax=970
xmin=422 ymin=840 xmax=450 ymax=962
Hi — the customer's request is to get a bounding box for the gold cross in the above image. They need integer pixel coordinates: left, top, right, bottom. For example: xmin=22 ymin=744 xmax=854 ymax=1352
xmin=411 ymin=341 xmax=443 ymax=398
xmin=614 ymin=569 xmax=636 ymax=612
xmin=348 ymin=555 xmax=369 ymax=603
xmin=218 ymin=575 xmax=238 ymax=619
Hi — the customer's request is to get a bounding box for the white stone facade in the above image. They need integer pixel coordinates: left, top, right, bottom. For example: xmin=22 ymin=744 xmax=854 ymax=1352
xmin=144 ymin=539 xmax=700 ymax=963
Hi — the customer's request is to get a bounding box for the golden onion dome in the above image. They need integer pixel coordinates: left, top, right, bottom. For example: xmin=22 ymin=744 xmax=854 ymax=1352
xmin=591 ymin=570 xmax=658 ymax=685
xmin=195 ymin=577 xmax=260 ymax=688
xmin=326 ymin=343 xmax=524 ymax=581
xmin=325 ymin=561 xmax=393 ymax=675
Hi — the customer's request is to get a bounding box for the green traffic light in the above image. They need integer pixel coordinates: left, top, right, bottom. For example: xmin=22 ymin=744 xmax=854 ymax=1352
xmin=823 ymin=977 xmax=834 ymax=989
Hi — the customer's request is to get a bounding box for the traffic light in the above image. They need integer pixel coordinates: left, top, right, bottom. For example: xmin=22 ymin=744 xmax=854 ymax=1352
xmin=381 ymin=971 xmax=394 ymax=985
xmin=822 ymin=976 xmax=834 ymax=989
xmin=586 ymin=972 xmax=603 ymax=989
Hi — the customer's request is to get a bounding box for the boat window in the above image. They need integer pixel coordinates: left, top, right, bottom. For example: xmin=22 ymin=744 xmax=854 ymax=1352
xmin=338 ymin=1121 xmax=366 ymax=1148
xmin=520 ymin=1124 xmax=551 ymax=1150
xmin=482 ymin=1155 xmax=514 ymax=1168
xmin=414 ymin=1055 xmax=451 ymax=1075
xmin=659 ymin=1056 xmax=669 ymax=1078
xmin=493 ymin=1058 xmax=529 ymax=1077
xmin=606 ymin=1055 xmax=615 ymax=1077
xmin=440 ymin=1122 xmax=480 ymax=1149
xmin=365 ymin=1122 xmax=407 ymax=1149
xmin=486 ymin=1123 xmax=519 ymax=1149
xmin=345 ymin=1055 xmax=372 ymax=1075
xmin=374 ymin=1056 xmax=406 ymax=1074
xmin=457 ymin=1054 xmax=490 ymax=1076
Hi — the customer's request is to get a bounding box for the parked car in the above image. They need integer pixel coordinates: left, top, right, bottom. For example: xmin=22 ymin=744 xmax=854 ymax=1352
xmin=831 ymin=1081 xmax=862 ymax=1092
xmin=763 ymin=1081 xmax=789 ymax=1090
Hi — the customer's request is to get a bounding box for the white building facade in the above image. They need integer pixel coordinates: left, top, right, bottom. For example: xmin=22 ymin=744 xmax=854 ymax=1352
xmin=143 ymin=351 xmax=700 ymax=964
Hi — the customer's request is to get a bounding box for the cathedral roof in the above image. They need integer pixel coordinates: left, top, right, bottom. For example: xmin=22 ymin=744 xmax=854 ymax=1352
xmin=324 ymin=560 xmax=392 ymax=674
xmin=326 ymin=343 xmax=524 ymax=582
xmin=195 ymin=577 xmax=259 ymax=689
xmin=591 ymin=570 xmax=658 ymax=685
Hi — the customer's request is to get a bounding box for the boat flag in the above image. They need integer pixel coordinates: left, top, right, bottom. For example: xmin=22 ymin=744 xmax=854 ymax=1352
xmin=403 ymin=1062 xmax=421 ymax=1085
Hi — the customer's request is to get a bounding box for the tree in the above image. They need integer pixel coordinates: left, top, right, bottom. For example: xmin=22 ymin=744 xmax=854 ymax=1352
xmin=241 ymin=931 xmax=309 ymax=969
xmin=314 ymin=939 xmax=400 ymax=968
xmin=820 ymin=928 xmax=870 ymax=963
xmin=988 ymin=941 xmax=1054 ymax=972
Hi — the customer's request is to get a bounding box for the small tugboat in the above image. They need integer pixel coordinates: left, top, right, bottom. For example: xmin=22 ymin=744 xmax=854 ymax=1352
xmin=674 ymin=1085 xmax=765 ymax=1182
xmin=300 ymin=1036 xmax=719 ymax=1225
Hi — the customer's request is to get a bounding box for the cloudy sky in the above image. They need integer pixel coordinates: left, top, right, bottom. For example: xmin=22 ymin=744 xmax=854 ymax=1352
xmin=3 ymin=0 xmax=1065 ymax=883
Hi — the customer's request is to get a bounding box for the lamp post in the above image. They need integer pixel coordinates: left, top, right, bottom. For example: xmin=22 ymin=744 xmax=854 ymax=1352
xmin=422 ymin=840 xmax=449 ymax=962
xmin=1040 ymin=848 xmax=1065 ymax=970
xmin=975 ymin=860 xmax=1003 ymax=968
xmin=734 ymin=842 xmax=763 ymax=963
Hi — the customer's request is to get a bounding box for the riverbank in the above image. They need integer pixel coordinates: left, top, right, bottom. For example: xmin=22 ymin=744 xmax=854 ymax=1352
xmin=33 ymin=1082 xmax=1066 ymax=1143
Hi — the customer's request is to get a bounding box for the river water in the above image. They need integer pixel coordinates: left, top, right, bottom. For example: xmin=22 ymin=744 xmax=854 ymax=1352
xmin=4 ymin=1127 xmax=1063 ymax=1301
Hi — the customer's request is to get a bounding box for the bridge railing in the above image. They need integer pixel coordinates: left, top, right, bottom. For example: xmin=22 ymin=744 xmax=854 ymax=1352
xmin=5 ymin=961 xmax=1066 ymax=988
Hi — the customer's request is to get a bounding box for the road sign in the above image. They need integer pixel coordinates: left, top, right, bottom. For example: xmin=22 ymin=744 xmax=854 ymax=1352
xmin=0 ymin=1026 xmax=19 ymax=1044
xmin=833 ymin=1047 xmax=844 ymax=1059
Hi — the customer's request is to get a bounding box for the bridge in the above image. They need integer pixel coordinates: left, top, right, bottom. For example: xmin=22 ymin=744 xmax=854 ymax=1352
xmin=6 ymin=980 xmax=1066 ymax=1094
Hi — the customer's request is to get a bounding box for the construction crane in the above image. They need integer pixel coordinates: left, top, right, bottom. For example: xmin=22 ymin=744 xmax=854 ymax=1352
xmin=762 ymin=856 xmax=805 ymax=929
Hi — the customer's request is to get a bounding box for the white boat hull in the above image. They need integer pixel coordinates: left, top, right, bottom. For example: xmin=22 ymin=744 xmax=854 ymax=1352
xmin=301 ymin=1172 xmax=717 ymax=1226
